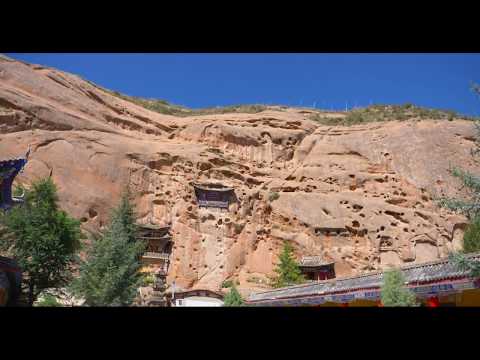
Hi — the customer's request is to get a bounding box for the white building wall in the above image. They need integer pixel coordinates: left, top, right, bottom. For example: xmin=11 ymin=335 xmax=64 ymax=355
xmin=175 ymin=296 xmax=224 ymax=307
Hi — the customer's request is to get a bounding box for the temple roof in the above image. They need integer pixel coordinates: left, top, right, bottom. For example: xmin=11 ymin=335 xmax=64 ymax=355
xmin=0 ymin=150 xmax=29 ymax=180
xmin=137 ymin=223 xmax=170 ymax=231
xmin=248 ymin=252 xmax=480 ymax=303
xmin=299 ymin=256 xmax=334 ymax=268
xmin=0 ymin=148 xmax=30 ymax=163
xmin=0 ymin=158 xmax=27 ymax=174
xmin=193 ymin=182 xmax=234 ymax=192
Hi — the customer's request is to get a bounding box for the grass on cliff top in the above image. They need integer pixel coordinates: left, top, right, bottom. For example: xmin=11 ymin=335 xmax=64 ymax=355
xmin=99 ymin=85 xmax=476 ymax=123
xmin=105 ymin=89 xmax=268 ymax=117
xmin=309 ymin=103 xmax=478 ymax=126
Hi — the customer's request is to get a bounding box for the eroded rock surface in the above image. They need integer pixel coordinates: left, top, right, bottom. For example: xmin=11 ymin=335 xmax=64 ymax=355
xmin=1 ymin=55 xmax=476 ymax=297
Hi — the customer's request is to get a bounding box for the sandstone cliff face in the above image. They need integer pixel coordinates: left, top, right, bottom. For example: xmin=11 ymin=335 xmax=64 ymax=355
xmin=0 ymin=55 xmax=476 ymax=296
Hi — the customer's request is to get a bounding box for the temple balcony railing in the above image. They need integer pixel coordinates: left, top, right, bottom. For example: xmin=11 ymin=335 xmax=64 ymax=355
xmin=142 ymin=252 xmax=170 ymax=260
xmin=198 ymin=200 xmax=229 ymax=209
xmin=137 ymin=236 xmax=171 ymax=241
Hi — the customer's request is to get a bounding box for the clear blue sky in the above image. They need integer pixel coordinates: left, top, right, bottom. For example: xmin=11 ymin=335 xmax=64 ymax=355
xmin=6 ymin=53 xmax=480 ymax=116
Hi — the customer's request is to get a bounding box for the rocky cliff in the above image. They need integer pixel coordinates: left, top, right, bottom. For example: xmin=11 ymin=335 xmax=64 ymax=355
xmin=1 ymin=54 xmax=477 ymax=296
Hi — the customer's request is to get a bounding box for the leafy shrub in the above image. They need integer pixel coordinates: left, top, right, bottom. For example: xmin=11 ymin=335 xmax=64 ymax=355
xmin=36 ymin=294 xmax=62 ymax=307
xmin=221 ymin=280 xmax=234 ymax=288
xmin=13 ymin=185 xmax=25 ymax=197
xmin=143 ymin=273 xmax=156 ymax=287
xmin=268 ymin=192 xmax=280 ymax=202
xmin=463 ymin=216 xmax=480 ymax=253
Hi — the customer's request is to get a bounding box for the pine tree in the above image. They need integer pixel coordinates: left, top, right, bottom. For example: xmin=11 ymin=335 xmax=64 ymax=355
xmin=71 ymin=190 xmax=145 ymax=306
xmin=380 ymin=269 xmax=418 ymax=307
xmin=270 ymin=241 xmax=305 ymax=288
xmin=111 ymin=187 xmax=137 ymax=244
xmin=0 ymin=178 xmax=82 ymax=306
xmin=223 ymin=283 xmax=244 ymax=306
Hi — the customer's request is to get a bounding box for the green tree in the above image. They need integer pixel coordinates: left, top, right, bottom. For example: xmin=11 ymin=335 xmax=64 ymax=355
xmin=380 ymin=269 xmax=418 ymax=307
xmin=270 ymin=241 xmax=305 ymax=288
xmin=0 ymin=178 xmax=82 ymax=306
xmin=71 ymin=190 xmax=145 ymax=306
xmin=223 ymin=283 xmax=244 ymax=306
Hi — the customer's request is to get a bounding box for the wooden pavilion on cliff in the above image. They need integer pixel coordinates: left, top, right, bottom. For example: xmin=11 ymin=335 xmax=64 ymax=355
xmin=136 ymin=223 xmax=173 ymax=274
xmin=137 ymin=223 xmax=174 ymax=307
xmin=0 ymin=148 xmax=30 ymax=211
xmin=193 ymin=182 xmax=236 ymax=210
xmin=299 ymin=256 xmax=336 ymax=281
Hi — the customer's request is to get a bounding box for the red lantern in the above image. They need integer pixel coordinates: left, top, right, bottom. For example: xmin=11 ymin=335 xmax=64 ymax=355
xmin=426 ymin=296 xmax=440 ymax=307
xmin=341 ymin=302 xmax=349 ymax=307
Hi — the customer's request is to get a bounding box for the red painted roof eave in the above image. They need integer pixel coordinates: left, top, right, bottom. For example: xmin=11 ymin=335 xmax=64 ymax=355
xmin=246 ymin=275 xmax=473 ymax=304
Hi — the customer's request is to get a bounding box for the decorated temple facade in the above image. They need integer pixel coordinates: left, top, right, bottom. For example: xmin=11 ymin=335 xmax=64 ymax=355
xmin=136 ymin=223 xmax=173 ymax=306
xmin=193 ymin=182 xmax=236 ymax=210
xmin=0 ymin=149 xmax=29 ymax=211
xmin=299 ymin=256 xmax=336 ymax=281
xmin=247 ymin=252 xmax=480 ymax=307
xmin=136 ymin=223 xmax=172 ymax=274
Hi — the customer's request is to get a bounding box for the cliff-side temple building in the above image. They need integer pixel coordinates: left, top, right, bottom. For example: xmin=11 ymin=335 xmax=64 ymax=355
xmin=137 ymin=223 xmax=172 ymax=274
xmin=247 ymin=252 xmax=480 ymax=307
xmin=0 ymin=149 xmax=29 ymax=211
xmin=136 ymin=223 xmax=173 ymax=307
xmin=193 ymin=182 xmax=236 ymax=210
xmin=299 ymin=256 xmax=336 ymax=281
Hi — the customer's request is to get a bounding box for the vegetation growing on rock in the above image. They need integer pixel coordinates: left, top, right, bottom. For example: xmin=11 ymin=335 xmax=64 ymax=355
xmin=105 ymin=89 xmax=267 ymax=117
xmin=268 ymin=192 xmax=280 ymax=202
xmin=309 ymin=103 xmax=476 ymax=126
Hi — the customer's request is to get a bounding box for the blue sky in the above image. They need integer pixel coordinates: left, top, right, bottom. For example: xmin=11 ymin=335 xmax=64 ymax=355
xmin=6 ymin=53 xmax=480 ymax=116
